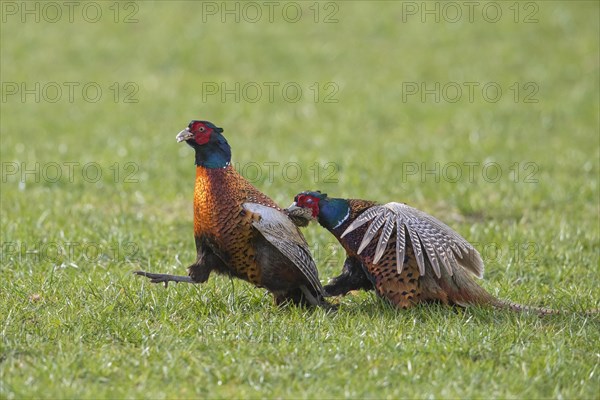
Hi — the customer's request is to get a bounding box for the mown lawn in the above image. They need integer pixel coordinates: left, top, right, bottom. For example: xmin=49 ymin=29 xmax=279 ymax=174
xmin=1 ymin=1 xmax=598 ymax=398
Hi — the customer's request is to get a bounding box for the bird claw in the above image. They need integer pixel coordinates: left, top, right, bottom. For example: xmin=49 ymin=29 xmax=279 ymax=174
xmin=133 ymin=270 xmax=195 ymax=288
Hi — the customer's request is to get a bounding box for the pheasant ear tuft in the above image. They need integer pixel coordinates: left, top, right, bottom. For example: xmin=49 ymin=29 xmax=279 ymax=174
xmin=215 ymin=127 xmax=224 ymax=133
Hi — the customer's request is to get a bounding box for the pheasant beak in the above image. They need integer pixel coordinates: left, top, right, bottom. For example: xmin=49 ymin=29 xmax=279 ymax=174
xmin=285 ymin=202 xmax=315 ymax=225
xmin=176 ymin=128 xmax=194 ymax=142
xmin=286 ymin=202 xmax=302 ymax=213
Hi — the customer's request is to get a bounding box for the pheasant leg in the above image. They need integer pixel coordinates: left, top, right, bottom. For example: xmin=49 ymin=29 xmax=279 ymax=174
xmin=133 ymin=271 xmax=195 ymax=288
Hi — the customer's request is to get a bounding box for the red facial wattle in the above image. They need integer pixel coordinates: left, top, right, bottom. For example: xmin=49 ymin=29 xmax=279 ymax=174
xmin=189 ymin=121 xmax=212 ymax=145
xmin=194 ymin=131 xmax=211 ymax=145
xmin=310 ymin=204 xmax=319 ymax=217
xmin=296 ymin=194 xmax=320 ymax=218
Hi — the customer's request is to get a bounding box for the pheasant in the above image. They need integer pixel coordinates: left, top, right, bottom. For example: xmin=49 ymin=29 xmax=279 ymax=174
xmin=135 ymin=121 xmax=329 ymax=308
xmin=287 ymin=191 xmax=578 ymax=314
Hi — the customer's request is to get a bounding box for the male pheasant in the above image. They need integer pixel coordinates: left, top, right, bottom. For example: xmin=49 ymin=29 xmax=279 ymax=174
xmin=135 ymin=121 xmax=329 ymax=308
xmin=287 ymin=191 xmax=570 ymax=314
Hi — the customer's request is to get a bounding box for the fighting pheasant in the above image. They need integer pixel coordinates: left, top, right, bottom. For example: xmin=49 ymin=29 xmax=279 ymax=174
xmin=135 ymin=121 xmax=329 ymax=308
xmin=287 ymin=191 xmax=570 ymax=314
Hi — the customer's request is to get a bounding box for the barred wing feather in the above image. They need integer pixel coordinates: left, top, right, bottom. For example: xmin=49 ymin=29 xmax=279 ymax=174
xmin=242 ymin=203 xmax=325 ymax=296
xmin=341 ymin=203 xmax=483 ymax=278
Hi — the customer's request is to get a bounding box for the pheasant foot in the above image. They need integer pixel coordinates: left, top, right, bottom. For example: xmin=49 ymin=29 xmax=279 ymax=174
xmin=133 ymin=271 xmax=195 ymax=288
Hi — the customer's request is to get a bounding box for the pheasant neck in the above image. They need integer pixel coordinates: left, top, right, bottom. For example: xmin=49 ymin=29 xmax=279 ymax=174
xmin=318 ymin=198 xmax=351 ymax=231
xmin=193 ymin=136 xmax=232 ymax=169
xmin=327 ymin=199 xmax=379 ymax=251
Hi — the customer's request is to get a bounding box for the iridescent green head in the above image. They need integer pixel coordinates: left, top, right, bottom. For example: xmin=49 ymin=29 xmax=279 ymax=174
xmin=287 ymin=191 xmax=350 ymax=231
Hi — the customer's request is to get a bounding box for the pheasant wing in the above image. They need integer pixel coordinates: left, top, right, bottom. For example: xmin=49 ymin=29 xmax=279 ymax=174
xmin=342 ymin=202 xmax=483 ymax=279
xmin=242 ymin=203 xmax=325 ymax=296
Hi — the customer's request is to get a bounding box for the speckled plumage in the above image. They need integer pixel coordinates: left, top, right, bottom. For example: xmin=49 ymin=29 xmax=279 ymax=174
xmin=288 ymin=193 xmax=569 ymax=314
xmin=329 ymin=200 xmax=496 ymax=309
xmin=135 ymin=121 xmax=329 ymax=308
xmin=192 ymin=164 xmax=276 ymax=285
xmin=337 ymin=200 xmax=499 ymax=308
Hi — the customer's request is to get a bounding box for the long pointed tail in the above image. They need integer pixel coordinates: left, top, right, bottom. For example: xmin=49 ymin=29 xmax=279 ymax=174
xmin=436 ymin=270 xmax=599 ymax=316
xmin=421 ymin=263 xmax=599 ymax=316
xmin=490 ymin=299 xmax=561 ymax=315
xmin=492 ymin=299 xmax=600 ymax=316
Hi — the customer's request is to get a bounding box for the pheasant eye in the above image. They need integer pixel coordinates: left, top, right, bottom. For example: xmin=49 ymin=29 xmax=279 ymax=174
xmin=198 ymin=126 xmax=205 ymax=132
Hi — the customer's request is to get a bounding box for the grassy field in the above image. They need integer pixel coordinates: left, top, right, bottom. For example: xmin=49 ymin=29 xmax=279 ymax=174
xmin=1 ymin=1 xmax=599 ymax=398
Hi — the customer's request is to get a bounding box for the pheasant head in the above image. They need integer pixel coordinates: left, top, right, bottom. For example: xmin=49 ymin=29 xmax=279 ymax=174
xmin=176 ymin=120 xmax=231 ymax=168
xmin=288 ymin=191 xmax=351 ymax=231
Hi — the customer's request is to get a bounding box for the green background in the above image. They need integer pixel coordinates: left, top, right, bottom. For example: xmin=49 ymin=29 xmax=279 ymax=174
xmin=1 ymin=1 xmax=598 ymax=398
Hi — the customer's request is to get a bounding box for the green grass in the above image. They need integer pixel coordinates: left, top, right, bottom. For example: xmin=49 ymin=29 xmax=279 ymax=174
xmin=1 ymin=1 xmax=599 ymax=398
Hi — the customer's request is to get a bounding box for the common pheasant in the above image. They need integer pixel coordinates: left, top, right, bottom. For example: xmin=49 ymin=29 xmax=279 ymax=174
xmin=287 ymin=191 xmax=572 ymax=314
xmin=135 ymin=121 xmax=329 ymax=308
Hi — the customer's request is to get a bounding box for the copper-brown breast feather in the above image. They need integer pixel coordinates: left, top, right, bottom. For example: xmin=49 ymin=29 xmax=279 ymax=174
xmin=193 ymin=165 xmax=279 ymax=285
